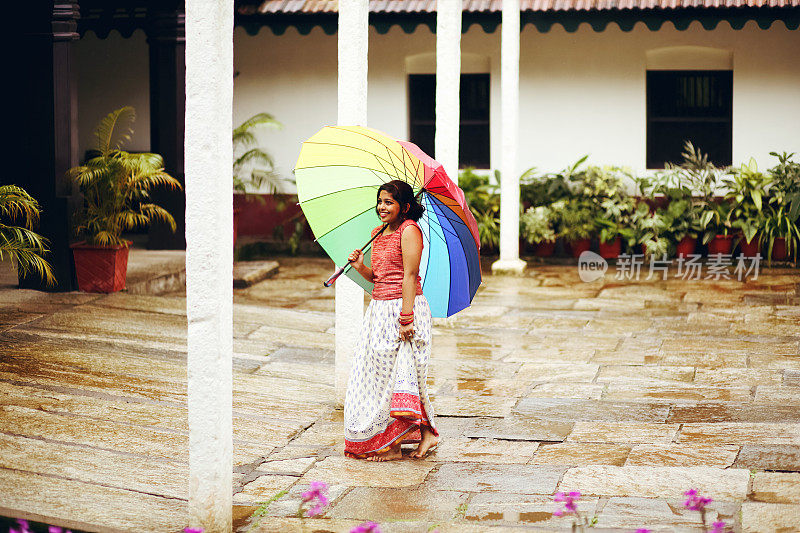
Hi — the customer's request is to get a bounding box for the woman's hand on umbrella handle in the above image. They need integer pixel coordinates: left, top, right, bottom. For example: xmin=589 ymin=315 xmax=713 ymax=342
xmin=348 ymin=250 xmax=364 ymax=268
xmin=398 ymin=322 xmax=414 ymax=342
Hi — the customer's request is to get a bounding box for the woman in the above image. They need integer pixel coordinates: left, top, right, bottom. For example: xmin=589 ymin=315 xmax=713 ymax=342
xmin=344 ymin=180 xmax=439 ymax=461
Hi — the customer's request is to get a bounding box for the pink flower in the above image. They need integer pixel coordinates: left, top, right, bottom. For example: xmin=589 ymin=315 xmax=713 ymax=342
xmin=683 ymin=488 xmax=713 ymax=511
xmin=636 ymin=529 xmax=652 ymax=533
xmin=184 ymin=529 xmax=204 ymax=533
xmin=710 ymin=521 xmax=727 ymax=533
xmin=350 ymin=521 xmax=382 ymax=533
xmin=11 ymin=520 xmax=32 ymax=533
xmin=553 ymin=491 xmax=581 ymax=516
xmin=301 ymin=481 xmax=329 ymax=517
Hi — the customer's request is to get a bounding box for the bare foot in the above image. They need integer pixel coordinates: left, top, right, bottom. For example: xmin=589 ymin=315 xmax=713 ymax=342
xmin=366 ymin=444 xmax=403 ymax=461
xmin=410 ymin=428 xmax=438 ymax=459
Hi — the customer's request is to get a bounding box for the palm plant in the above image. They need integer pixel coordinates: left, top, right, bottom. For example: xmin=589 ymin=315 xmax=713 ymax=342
xmin=520 ymin=205 xmax=556 ymax=245
xmin=762 ymin=152 xmax=800 ymax=263
xmin=0 ymin=185 xmax=55 ymax=285
xmin=460 ymin=167 xmax=501 ymax=250
xmin=233 ymin=112 xmax=283 ymax=194
xmin=68 ymin=107 xmax=182 ymax=246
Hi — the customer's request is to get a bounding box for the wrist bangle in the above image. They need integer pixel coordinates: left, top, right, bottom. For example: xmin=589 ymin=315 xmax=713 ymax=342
xmin=399 ymin=312 xmax=414 ymax=317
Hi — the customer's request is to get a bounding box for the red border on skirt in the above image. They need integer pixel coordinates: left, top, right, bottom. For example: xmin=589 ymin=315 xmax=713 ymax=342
xmin=344 ymin=393 xmax=438 ymax=459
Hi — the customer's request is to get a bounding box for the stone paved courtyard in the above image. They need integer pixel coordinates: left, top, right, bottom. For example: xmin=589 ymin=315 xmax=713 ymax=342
xmin=1 ymin=257 xmax=799 ymax=532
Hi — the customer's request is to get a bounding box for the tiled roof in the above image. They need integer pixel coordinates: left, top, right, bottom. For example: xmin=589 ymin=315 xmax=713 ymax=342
xmin=243 ymin=0 xmax=800 ymax=14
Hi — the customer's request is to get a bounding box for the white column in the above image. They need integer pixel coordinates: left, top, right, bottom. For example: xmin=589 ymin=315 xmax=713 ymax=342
xmin=185 ymin=0 xmax=233 ymax=531
xmin=435 ymin=0 xmax=462 ymax=183
xmin=492 ymin=0 xmax=526 ymax=274
xmin=335 ymin=0 xmax=369 ymax=406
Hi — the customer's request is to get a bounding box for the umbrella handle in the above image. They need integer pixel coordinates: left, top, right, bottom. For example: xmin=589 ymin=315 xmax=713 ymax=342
xmin=323 ymin=264 xmax=348 ymax=287
xmin=322 ymin=224 xmax=388 ymax=288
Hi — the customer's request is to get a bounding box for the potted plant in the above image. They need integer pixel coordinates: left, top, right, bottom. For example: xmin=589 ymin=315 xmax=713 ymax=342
xmin=763 ymin=152 xmax=800 ymax=264
xmin=638 ymin=167 xmax=702 ymax=258
xmin=556 ymin=198 xmax=595 ymax=257
xmin=461 ymin=168 xmax=501 ymax=253
xmin=724 ymin=158 xmax=770 ymax=257
xmin=232 ymin=112 xmax=283 ymax=246
xmin=0 ymin=185 xmax=55 ymax=286
xmin=68 ymin=107 xmax=182 ymax=292
xmin=595 ymin=196 xmax=636 ymax=259
xmin=520 ymin=205 xmax=557 ymax=256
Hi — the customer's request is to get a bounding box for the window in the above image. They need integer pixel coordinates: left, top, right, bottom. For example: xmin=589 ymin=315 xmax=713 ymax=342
xmin=646 ymin=70 xmax=732 ymax=169
xmin=408 ymin=73 xmax=490 ymax=169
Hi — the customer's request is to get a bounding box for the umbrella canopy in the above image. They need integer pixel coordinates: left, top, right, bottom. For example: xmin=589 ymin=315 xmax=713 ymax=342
xmin=295 ymin=125 xmax=481 ymax=317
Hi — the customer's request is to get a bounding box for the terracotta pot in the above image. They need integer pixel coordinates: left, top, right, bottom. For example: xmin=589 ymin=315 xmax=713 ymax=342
xmin=568 ymin=238 xmax=592 ymax=258
xmin=71 ymin=242 xmax=130 ymax=293
xmin=676 ymin=236 xmax=697 ymax=258
xmin=771 ymin=237 xmax=789 ymax=261
xmin=707 ymin=234 xmax=734 ymax=255
xmin=533 ymin=240 xmax=556 ymax=257
xmin=738 ymin=235 xmax=761 ymax=258
xmin=598 ymin=237 xmax=622 ymax=259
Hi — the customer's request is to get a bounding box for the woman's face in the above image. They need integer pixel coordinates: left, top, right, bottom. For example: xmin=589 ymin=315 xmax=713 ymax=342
xmin=376 ymin=190 xmax=403 ymax=225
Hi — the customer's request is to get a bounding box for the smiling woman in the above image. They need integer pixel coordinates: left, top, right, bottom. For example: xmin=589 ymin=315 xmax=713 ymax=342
xmin=344 ymin=180 xmax=440 ymax=461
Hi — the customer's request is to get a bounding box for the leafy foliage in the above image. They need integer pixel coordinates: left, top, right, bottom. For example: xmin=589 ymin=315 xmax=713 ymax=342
xmin=68 ymin=107 xmax=182 ymax=247
xmin=459 ymin=168 xmax=501 ymax=250
xmin=233 ymin=112 xmax=283 ymax=195
xmin=0 ymin=185 xmax=56 ymax=285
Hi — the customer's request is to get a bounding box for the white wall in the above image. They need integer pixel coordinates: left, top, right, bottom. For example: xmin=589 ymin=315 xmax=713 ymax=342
xmin=74 ymin=20 xmax=800 ymax=180
xmin=75 ymin=30 xmax=151 ymax=157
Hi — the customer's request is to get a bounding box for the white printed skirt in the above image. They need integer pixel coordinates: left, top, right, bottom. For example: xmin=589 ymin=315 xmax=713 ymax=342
xmin=344 ymin=295 xmax=438 ymax=458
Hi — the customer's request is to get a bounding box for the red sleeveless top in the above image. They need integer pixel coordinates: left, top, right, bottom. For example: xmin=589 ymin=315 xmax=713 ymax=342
xmin=370 ymin=219 xmax=424 ymax=301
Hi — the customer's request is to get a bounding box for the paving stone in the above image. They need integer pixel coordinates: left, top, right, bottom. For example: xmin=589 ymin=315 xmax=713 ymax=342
xmin=694 ymin=368 xmax=784 ymax=387
xmin=515 ymin=398 xmax=670 ymax=423
xmin=233 ymin=474 xmax=298 ymax=504
xmin=429 ymin=438 xmax=538 ymax=463
xmin=567 ymin=422 xmax=680 ymax=444
xmin=678 ymin=423 xmax=800 ymax=445
xmin=526 ymin=382 xmax=605 ymax=399
xmin=625 ymin=444 xmax=739 ymax=467
xmin=455 ymin=416 xmax=573 ymax=442
xmin=668 ymin=403 xmax=800 ymax=423
xmin=463 ymin=493 xmax=600 ymax=528
xmin=741 ymin=502 xmax=800 ymax=533
xmin=0 ymin=468 xmax=186 ymax=532
xmin=252 ymin=457 xmax=316 ymax=476
xmin=329 ymin=487 xmax=469 ymax=521
xmin=246 ymin=517 xmax=364 ymax=532
xmin=425 ymin=463 xmax=565 ymax=494
xmin=594 ymin=496 xmax=718 ymax=531
xmin=531 ymin=442 xmax=630 ymax=466
xmin=596 ymin=365 xmax=695 ymax=384
xmin=558 ymin=466 xmax=750 ymax=500
xmin=754 ymin=386 xmax=800 ymax=404
xmin=785 ymin=370 xmax=800 ymax=387
xmin=734 ymin=445 xmax=800 ymax=471
xmin=751 ymin=473 xmax=800 ymax=503
xmin=299 ymin=456 xmax=435 ymax=488
xmin=605 ymin=384 xmax=752 ymax=403
xmin=243 ymin=481 xmax=350 ymax=517
xmin=433 ymin=394 xmax=517 ymax=417
xmin=515 ymin=362 xmax=600 ymax=383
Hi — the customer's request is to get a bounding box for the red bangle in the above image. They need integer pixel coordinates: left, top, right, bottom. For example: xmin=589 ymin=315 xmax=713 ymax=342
xmin=399 ymin=312 xmax=414 ymax=316
xmin=399 ymin=317 xmax=414 ymax=325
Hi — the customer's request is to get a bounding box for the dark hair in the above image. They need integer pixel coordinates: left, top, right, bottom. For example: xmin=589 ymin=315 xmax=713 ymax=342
xmin=376 ymin=180 xmax=425 ymax=222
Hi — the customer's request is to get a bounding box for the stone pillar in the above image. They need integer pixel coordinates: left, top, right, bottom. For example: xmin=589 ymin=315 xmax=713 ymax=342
xmin=492 ymin=0 xmax=526 ymax=274
xmin=185 ymin=0 xmax=233 ymax=530
xmin=15 ymin=1 xmax=81 ymax=291
xmin=335 ymin=0 xmax=369 ymax=406
xmin=147 ymin=0 xmax=187 ymax=250
xmin=435 ymin=0 xmax=462 ymax=183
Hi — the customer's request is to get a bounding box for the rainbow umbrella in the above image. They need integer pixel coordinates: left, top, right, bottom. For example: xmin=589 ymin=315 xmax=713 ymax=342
xmin=294 ymin=125 xmax=481 ymax=318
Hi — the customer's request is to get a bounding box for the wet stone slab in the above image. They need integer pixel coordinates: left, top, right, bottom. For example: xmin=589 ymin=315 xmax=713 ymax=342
xmin=452 ymin=415 xmax=573 ymax=442
xmin=424 ymin=463 xmax=566 ymax=494
xmin=624 ymin=444 xmax=739 ymax=468
xmin=328 ymin=487 xmax=469 ymax=521
xmin=429 ymin=437 xmax=539 ymax=463
xmin=530 ymin=442 xmax=631 ymax=466
xmin=678 ymin=423 xmax=800 ymax=445
xmin=463 ymin=493 xmax=600 ymax=528
xmin=667 ymin=403 xmax=800 ymax=424
xmin=594 ymin=497 xmax=720 ymax=531
xmin=514 ymin=398 xmax=671 ymax=423
xmin=741 ymin=502 xmax=800 ymax=533
xmin=751 ymin=472 xmax=800 ymax=504
xmin=299 ymin=456 xmax=435 ymax=488
xmin=733 ymin=445 xmax=800 ymax=471
xmin=558 ymin=466 xmax=750 ymax=500
xmin=567 ymin=421 xmax=680 ymax=444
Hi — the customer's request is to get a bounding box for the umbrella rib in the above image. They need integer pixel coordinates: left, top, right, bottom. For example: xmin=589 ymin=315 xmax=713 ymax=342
xmin=299 ymin=184 xmax=381 ymax=204
xmin=313 ymin=204 xmax=378 ymax=242
xmin=321 ymin=126 xmax=422 ymax=180
xmin=302 ymin=141 xmax=412 ymax=180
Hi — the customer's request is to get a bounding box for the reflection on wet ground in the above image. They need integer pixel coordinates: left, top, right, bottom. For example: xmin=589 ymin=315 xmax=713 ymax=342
xmin=1 ymin=256 xmax=799 ymax=531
